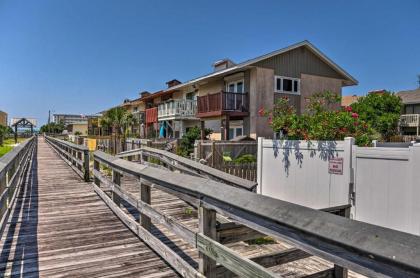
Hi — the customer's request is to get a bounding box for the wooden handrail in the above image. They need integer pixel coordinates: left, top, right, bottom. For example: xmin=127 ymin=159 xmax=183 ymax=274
xmin=116 ymin=146 xmax=257 ymax=191
xmin=93 ymin=150 xmax=420 ymax=278
xmin=45 ymin=135 xmax=90 ymax=181
xmin=0 ymin=136 xmax=36 ymax=235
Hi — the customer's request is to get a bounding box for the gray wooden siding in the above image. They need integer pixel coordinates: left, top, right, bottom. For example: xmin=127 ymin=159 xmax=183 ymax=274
xmin=252 ymin=46 xmax=344 ymax=80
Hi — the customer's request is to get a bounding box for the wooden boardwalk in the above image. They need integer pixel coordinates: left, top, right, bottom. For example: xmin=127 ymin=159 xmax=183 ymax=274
xmin=0 ymin=138 xmax=179 ymax=278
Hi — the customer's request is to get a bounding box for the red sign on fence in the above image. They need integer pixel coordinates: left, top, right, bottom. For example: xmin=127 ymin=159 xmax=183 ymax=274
xmin=328 ymin=157 xmax=343 ymax=175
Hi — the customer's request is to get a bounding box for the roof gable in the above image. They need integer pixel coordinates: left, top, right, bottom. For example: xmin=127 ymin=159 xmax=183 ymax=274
xmin=397 ymin=89 xmax=420 ymax=104
xmin=164 ymin=40 xmax=357 ymax=92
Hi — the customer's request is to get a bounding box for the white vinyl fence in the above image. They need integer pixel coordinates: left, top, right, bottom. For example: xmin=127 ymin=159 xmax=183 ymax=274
xmin=257 ymin=137 xmax=420 ymax=235
xmin=257 ymin=137 xmax=354 ymax=209
xmin=353 ymin=145 xmax=420 ymax=235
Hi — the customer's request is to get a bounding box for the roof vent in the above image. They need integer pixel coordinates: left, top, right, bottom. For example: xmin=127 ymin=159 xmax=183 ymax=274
xmin=166 ymin=79 xmax=182 ymax=88
xmin=123 ymin=98 xmax=131 ymax=103
xmin=213 ymin=59 xmax=236 ymax=72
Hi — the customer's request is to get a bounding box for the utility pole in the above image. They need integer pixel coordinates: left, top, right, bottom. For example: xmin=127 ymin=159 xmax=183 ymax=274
xmin=417 ymin=74 xmax=420 ymax=88
xmin=48 ymin=110 xmax=51 ymax=124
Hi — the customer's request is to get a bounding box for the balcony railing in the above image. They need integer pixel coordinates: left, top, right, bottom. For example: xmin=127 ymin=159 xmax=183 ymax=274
xmin=158 ymin=99 xmax=197 ymax=119
xmin=197 ymin=91 xmax=248 ymax=116
xmin=400 ymin=114 xmax=420 ymax=127
xmin=132 ymin=111 xmax=145 ymax=123
xmin=145 ymin=107 xmax=158 ymax=124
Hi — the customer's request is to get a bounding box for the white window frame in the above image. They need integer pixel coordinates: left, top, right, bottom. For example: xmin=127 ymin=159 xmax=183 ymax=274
xmin=226 ymin=79 xmax=244 ymax=93
xmin=274 ymin=76 xmax=300 ymax=95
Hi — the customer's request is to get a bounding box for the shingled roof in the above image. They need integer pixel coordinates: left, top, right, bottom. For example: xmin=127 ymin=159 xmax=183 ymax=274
xmin=396 ymin=88 xmax=420 ymax=104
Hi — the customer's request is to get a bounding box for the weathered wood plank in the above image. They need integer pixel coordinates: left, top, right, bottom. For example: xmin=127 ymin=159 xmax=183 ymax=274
xmin=93 ymin=182 xmax=203 ymax=278
xmin=0 ymin=138 xmax=180 ymax=278
xmin=196 ymin=233 xmax=280 ymax=278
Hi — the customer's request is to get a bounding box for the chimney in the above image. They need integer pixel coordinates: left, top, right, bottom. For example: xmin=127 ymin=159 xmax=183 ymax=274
xmin=166 ymin=79 xmax=182 ymax=88
xmin=139 ymin=91 xmax=151 ymax=98
xmin=213 ymin=59 xmax=235 ymax=72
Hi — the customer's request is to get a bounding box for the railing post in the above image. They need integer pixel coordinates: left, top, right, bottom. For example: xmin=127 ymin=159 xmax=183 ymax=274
xmin=83 ymin=150 xmax=90 ymax=182
xmin=112 ymin=170 xmax=121 ymax=207
xmin=198 ymin=205 xmax=217 ymax=277
xmin=94 ymin=159 xmax=100 ymax=186
xmin=333 ymin=205 xmax=351 ymax=278
xmin=140 ymin=179 xmax=151 ymax=230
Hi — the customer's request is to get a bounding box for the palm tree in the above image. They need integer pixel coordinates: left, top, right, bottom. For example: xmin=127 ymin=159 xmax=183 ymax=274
xmin=99 ymin=107 xmax=137 ymax=153
xmin=122 ymin=113 xmax=138 ymax=137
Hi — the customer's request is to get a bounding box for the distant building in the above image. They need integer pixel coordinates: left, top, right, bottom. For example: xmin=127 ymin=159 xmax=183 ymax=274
xmin=67 ymin=123 xmax=88 ymax=135
xmin=341 ymin=95 xmax=359 ymax=107
xmin=0 ymin=111 xmax=7 ymax=126
xmin=53 ymin=114 xmax=87 ymax=126
xmin=396 ymin=88 xmax=420 ymax=136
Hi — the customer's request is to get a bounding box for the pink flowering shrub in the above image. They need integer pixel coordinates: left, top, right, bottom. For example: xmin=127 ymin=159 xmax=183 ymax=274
xmin=261 ymin=91 xmax=373 ymax=146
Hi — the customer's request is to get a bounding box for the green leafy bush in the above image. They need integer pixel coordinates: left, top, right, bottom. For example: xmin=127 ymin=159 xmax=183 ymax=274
xmin=233 ymin=154 xmax=257 ymax=164
xmin=261 ymin=91 xmax=374 ymax=146
xmin=350 ymin=91 xmax=402 ymax=141
xmin=176 ymin=126 xmax=212 ymax=157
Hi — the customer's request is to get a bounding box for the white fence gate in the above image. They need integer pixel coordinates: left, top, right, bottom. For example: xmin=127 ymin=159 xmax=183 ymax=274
xmin=257 ymin=137 xmax=354 ymax=209
xmin=353 ymin=145 xmax=420 ymax=235
xmin=257 ymin=137 xmax=420 ymax=235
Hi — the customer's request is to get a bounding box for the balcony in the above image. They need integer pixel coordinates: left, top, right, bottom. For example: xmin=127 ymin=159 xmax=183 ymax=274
xmin=145 ymin=107 xmax=158 ymax=124
xmin=132 ymin=111 xmax=145 ymax=123
xmin=158 ymin=99 xmax=197 ymax=120
xmin=197 ymin=91 xmax=249 ymax=118
xmin=400 ymin=114 xmax=420 ymax=127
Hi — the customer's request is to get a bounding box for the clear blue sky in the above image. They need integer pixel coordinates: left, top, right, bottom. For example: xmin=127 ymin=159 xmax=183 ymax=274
xmin=1 ymin=0 xmax=419 ymax=125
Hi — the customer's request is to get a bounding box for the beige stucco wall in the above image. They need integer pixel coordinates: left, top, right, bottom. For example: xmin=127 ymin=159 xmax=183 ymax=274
xmin=249 ymin=67 xmax=275 ymax=139
xmin=70 ymin=123 xmax=88 ymax=135
xmin=172 ymin=90 xmax=185 ymax=99
xmin=300 ymin=74 xmax=343 ymax=112
xmin=197 ymin=79 xmax=224 ymax=96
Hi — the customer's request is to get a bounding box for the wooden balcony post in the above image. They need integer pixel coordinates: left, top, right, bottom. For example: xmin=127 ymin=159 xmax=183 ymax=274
xmin=200 ymin=121 xmax=205 ymax=140
xmin=225 ymin=115 xmax=230 ymax=140
xmin=198 ymin=205 xmax=217 ymax=277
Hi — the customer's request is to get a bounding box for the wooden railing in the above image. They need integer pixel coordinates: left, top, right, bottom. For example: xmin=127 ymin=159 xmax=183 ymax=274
xmin=0 ymin=136 xmax=36 ymax=234
xmin=145 ymin=107 xmax=158 ymax=124
xmin=158 ymin=99 xmax=197 ymax=119
xmin=117 ymin=146 xmax=257 ymax=191
xmin=197 ymin=92 xmax=248 ymax=116
xmin=400 ymin=114 xmax=420 ymax=127
xmin=93 ymin=149 xmax=420 ymax=278
xmin=45 ymin=135 xmax=90 ymax=181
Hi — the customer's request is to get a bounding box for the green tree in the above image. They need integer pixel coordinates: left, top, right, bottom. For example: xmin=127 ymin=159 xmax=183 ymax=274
xmin=177 ymin=126 xmax=212 ymax=157
xmin=40 ymin=122 xmax=65 ymax=134
xmin=100 ymin=107 xmax=138 ymax=152
xmin=350 ymin=91 xmax=402 ymax=141
xmin=99 ymin=107 xmax=128 ymax=136
xmin=0 ymin=125 xmax=8 ymax=146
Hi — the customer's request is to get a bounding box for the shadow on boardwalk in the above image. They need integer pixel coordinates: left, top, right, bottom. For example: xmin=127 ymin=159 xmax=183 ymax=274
xmin=0 ymin=146 xmax=39 ymax=278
